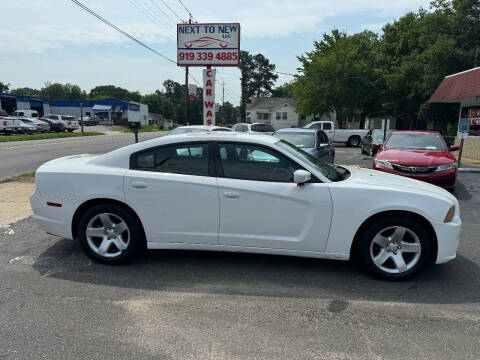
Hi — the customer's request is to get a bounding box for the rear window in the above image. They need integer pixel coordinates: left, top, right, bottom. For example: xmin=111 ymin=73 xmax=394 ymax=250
xmin=385 ymin=133 xmax=446 ymax=150
xmin=63 ymin=116 xmax=75 ymax=121
xmin=251 ymin=124 xmax=274 ymax=132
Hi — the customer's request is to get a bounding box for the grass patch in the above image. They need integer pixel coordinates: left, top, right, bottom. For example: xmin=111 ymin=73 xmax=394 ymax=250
xmin=0 ymin=132 xmax=105 ymax=142
xmin=118 ymin=125 xmax=168 ymax=133
xmin=0 ymin=171 xmax=36 ymax=184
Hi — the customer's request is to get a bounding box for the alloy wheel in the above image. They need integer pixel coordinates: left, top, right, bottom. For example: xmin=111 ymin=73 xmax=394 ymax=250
xmin=369 ymin=226 xmax=422 ymax=274
xmin=85 ymin=213 xmax=130 ymax=258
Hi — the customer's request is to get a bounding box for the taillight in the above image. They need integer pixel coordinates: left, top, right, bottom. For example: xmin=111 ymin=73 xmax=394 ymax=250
xmin=2 ymin=121 xmax=6 ymax=126
xmin=68 ymin=121 xmax=71 ymax=125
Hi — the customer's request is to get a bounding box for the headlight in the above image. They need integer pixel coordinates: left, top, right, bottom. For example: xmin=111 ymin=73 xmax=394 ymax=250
xmin=374 ymin=159 xmax=393 ymax=169
xmin=444 ymin=205 xmax=455 ymax=223
xmin=435 ymin=162 xmax=456 ymax=172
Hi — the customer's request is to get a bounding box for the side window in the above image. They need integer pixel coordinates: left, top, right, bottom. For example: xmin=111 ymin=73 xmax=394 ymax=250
xmin=322 ymin=122 xmax=332 ymax=130
xmin=18 ymin=112 xmax=24 ymax=116
xmin=132 ymin=143 xmax=209 ymax=176
xmin=317 ymin=131 xmax=328 ymax=144
xmin=218 ymin=143 xmax=300 ymax=182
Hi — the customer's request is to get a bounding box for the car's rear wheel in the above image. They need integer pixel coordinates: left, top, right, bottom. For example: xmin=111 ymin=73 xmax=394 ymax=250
xmin=358 ymin=216 xmax=432 ymax=280
xmin=77 ymin=204 xmax=143 ymax=264
xmin=347 ymin=136 xmax=361 ymax=147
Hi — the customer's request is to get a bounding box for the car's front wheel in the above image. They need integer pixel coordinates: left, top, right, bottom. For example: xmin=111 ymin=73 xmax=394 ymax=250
xmin=77 ymin=204 xmax=143 ymax=264
xmin=358 ymin=216 xmax=432 ymax=280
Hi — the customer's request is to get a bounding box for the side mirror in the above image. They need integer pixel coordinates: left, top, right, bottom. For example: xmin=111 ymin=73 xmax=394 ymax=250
xmin=373 ymin=143 xmax=383 ymax=149
xmin=449 ymin=145 xmax=460 ymax=152
xmin=293 ymin=170 xmax=311 ymax=185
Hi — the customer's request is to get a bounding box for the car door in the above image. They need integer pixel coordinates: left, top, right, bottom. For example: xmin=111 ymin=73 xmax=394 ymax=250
xmin=124 ymin=142 xmax=220 ymax=245
xmin=216 ymin=142 xmax=333 ymax=252
xmin=321 ymin=122 xmax=334 ymax=141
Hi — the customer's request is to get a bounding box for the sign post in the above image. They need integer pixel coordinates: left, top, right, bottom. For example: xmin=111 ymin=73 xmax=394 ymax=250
xmin=177 ymin=22 xmax=240 ymax=126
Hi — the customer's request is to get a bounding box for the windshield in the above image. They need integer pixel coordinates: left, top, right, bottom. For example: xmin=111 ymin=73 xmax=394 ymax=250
xmin=63 ymin=116 xmax=75 ymax=121
xmin=251 ymin=124 xmax=274 ymax=132
xmin=385 ymin=133 xmax=446 ymax=150
xmin=274 ymin=133 xmax=315 ymax=148
xmin=277 ymin=140 xmax=347 ymax=181
xmin=372 ymin=130 xmax=390 ymax=141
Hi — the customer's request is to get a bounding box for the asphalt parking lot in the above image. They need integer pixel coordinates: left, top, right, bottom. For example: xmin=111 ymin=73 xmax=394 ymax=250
xmin=0 ymin=146 xmax=479 ymax=359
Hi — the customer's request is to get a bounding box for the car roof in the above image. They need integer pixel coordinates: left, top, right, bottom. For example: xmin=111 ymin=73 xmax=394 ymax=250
xmin=275 ymin=128 xmax=316 ymax=134
xmin=175 ymin=125 xmax=231 ymax=130
xmin=391 ymin=130 xmax=440 ymax=135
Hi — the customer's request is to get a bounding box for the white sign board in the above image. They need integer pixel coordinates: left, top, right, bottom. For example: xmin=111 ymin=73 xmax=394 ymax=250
xmin=203 ymin=69 xmax=216 ymax=126
xmin=177 ymin=23 xmax=240 ymax=66
xmin=188 ymin=84 xmax=197 ymax=96
xmin=457 ymin=131 xmax=469 ymax=139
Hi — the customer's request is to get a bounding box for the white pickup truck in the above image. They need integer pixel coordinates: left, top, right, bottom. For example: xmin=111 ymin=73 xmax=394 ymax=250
xmin=304 ymin=120 xmax=369 ymax=147
xmin=0 ymin=117 xmax=22 ymax=134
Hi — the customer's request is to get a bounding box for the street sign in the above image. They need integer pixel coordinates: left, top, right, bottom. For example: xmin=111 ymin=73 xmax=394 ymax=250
xmin=188 ymin=84 xmax=197 ymax=96
xmin=203 ymin=69 xmax=216 ymax=126
xmin=458 ymin=131 xmax=469 ymax=139
xmin=188 ymin=95 xmax=197 ymax=102
xmin=177 ymin=23 xmax=240 ymax=67
xmin=461 ymin=124 xmax=468 ymax=132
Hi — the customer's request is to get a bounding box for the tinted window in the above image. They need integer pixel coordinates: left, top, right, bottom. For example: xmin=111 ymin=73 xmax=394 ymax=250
xmin=18 ymin=112 xmax=24 ymax=116
xmin=133 ymin=143 xmax=209 ymax=176
xmin=212 ymin=128 xmax=231 ymax=132
xmin=306 ymin=123 xmax=321 ymax=130
xmin=251 ymin=124 xmax=274 ymax=132
xmin=317 ymin=131 xmax=328 ymax=144
xmin=385 ymin=133 xmax=446 ymax=150
xmin=322 ymin=122 xmax=332 ymax=130
xmin=218 ymin=143 xmax=299 ymax=182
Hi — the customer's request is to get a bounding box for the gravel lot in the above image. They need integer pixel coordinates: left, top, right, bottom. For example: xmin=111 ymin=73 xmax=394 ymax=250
xmin=0 ymin=146 xmax=478 ymax=360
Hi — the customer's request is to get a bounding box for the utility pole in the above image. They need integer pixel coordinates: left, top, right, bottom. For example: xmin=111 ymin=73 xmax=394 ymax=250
xmin=80 ymin=103 xmax=84 ymax=134
xmin=222 ymin=81 xmax=225 ymax=106
xmin=475 ymin=46 xmax=479 ymax=68
xmin=184 ymin=16 xmax=192 ymax=126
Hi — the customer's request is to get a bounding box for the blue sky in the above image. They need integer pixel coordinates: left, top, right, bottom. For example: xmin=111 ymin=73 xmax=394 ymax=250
xmin=0 ymin=0 xmax=431 ymax=105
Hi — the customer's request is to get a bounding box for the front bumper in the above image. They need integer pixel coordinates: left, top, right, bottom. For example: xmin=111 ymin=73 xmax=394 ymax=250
xmin=373 ymin=165 xmax=457 ymax=189
xmin=432 ymin=215 xmax=461 ymax=264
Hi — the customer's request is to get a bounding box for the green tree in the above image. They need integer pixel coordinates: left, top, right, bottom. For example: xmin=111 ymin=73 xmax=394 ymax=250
xmin=142 ymin=91 xmax=176 ymax=119
xmin=9 ymin=87 xmax=41 ymax=96
xmin=271 ymin=82 xmax=295 ymax=97
xmin=294 ymin=30 xmax=381 ymax=128
xmin=89 ymin=85 xmax=141 ymax=102
xmin=217 ymin=101 xmax=239 ymax=125
xmin=0 ymin=82 xmax=10 ymax=93
xmin=239 ymin=51 xmax=278 ymax=120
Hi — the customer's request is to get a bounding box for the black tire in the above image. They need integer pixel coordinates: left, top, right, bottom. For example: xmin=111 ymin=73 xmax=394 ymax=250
xmin=347 ymin=136 xmax=361 ymax=147
xmin=77 ymin=203 xmax=144 ymax=264
xmin=357 ymin=215 xmax=432 ymax=280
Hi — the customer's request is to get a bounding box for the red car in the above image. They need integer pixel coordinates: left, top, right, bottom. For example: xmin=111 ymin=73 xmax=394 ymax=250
xmin=373 ymin=130 xmax=460 ymax=191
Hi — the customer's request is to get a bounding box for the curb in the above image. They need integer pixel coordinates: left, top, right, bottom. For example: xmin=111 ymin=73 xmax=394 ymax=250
xmin=458 ymin=168 xmax=480 ymax=173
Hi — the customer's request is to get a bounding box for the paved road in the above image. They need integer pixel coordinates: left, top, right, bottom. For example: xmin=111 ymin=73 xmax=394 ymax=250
xmin=0 ymin=132 xmax=165 ymax=180
xmin=0 ymin=148 xmax=478 ymax=359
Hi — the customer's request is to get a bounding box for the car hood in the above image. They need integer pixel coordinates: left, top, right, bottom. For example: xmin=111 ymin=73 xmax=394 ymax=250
xmin=343 ymin=166 xmax=457 ymax=203
xmin=376 ymin=149 xmax=455 ymax=166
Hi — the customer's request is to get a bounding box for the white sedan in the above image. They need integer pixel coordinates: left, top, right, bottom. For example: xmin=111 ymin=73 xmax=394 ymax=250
xmin=30 ymin=133 xmax=461 ymax=280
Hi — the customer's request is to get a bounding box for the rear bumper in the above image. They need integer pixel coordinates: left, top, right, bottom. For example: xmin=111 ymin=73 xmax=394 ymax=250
xmin=30 ymin=192 xmax=75 ymax=239
xmin=373 ymin=165 xmax=457 ymax=189
xmin=432 ymin=216 xmax=461 ymax=264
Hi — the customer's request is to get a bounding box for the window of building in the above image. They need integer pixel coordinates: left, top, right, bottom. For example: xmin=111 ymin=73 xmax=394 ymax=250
xmin=132 ymin=143 xmax=209 ymax=176
xmin=218 ymin=143 xmax=299 ymax=182
xmin=276 ymin=112 xmax=281 ymax=120
xmin=282 ymin=112 xmax=288 ymax=120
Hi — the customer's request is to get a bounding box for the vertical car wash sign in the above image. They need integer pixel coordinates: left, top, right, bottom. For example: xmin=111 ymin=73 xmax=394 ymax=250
xmin=177 ymin=23 xmax=240 ymax=66
xmin=203 ymin=69 xmax=216 ymax=125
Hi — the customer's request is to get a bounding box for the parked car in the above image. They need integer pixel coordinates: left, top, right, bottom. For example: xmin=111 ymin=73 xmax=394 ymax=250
xmin=232 ymin=123 xmax=275 ymax=134
xmin=274 ymin=128 xmax=335 ymax=163
xmin=169 ymin=125 xmax=232 ymax=135
xmin=17 ymin=119 xmax=38 ymax=134
xmin=78 ymin=116 xmax=98 ymax=126
xmin=44 ymin=114 xmax=79 ymax=132
xmin=16 ymin=118 xmax=50 ymax=133
xmin=0 ymin=117 xmax=22 ymax=134
xmin=31 ymin=133 xmax=461 ymax=280
xmin=11 ymin=109 xmax=40 ymax=119
xmin=40 ymin=116 xmax=65 ymax=132
xmin=373 ymin=130 xmax=460 ymax=191
xmin=361 ymin=129 xmax=393 ymax=156
xmin=304 ymin=120 xmax=369 ymax=147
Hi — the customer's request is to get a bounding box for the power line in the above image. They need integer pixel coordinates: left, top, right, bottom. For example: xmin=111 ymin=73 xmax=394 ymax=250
xmin=128 ymin=0 xmax=176 ymax=38
xmin=70 ymin=0 xmax=176 ymax=64
xmin=157 ymin=0 xmax=185 ymax=22
xmin=273 ymin=70 xmax=296 ymax=76
xmin=176 ymin=0 xmax=197 ymax=22
xmin=146 ymin=0 xmax=177 ymax=26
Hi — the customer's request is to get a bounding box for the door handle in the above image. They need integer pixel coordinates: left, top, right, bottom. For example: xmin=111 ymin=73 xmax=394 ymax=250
xmin=224 ymin=191 xmax=240 ymax=199
xmin=131 ymin=181 xmax=147 ymax=189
